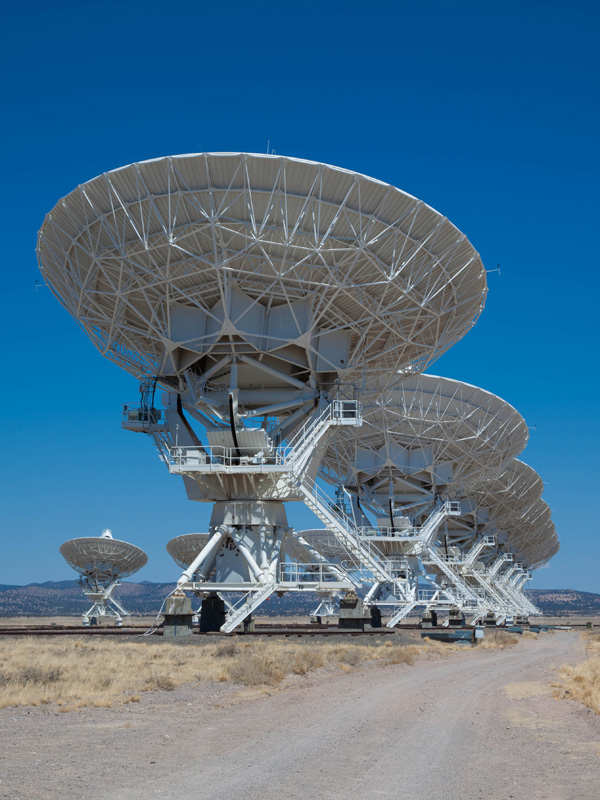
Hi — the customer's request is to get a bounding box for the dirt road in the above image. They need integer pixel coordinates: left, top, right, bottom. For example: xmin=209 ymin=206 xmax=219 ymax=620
xmin=1 ymin=632 xmax=599 ymax=800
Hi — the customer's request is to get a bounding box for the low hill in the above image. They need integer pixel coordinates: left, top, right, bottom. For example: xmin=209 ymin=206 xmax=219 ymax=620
xmin=0 ymin=583 xmax=598 ymax=618
xmin=526 ymin=589 xmax=600 ymax=616
xmin=0 ymin=581 xmax=176 ymax=617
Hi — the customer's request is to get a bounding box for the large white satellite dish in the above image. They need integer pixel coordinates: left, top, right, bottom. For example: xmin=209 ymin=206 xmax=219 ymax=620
xmin=38 ymin=153 xmax=488 ymax=418
xmin=40 ymin=153 xmax=494 ymax=631
xmin=60 ymin=529 xmax=147 ymax=625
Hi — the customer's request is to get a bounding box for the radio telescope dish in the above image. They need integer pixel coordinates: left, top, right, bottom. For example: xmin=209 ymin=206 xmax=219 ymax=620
xmin=60 ymin=532 xmax=148 ymax=581
xmin=38 ymin=153 xmax=487 ymax=420
xmin=471 ymin=460 xmax=558 ymax=569
xmin=60 ymin=530 xmax=147 ymax=625
xmin=290 ymin=529 xmax=355 ymax=565
xmin=39 ymin=152 xmax=493 ymax=631
xmin=167 ymin=534 xmax=211 ymax=569
xmin=320 ymin=375 xmax=528 ymax=518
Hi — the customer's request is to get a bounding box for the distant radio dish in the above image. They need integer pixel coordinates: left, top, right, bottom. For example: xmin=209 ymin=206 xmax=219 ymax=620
xmin=60 ymin=535 xmax=148 ymax=581
xmin=166 ymin=534 xmax=211 ymax=570
xmin=321 ymin=374 xmax=529 ymax=511
xmin=60 ymin=531 xmax=147 ymax=626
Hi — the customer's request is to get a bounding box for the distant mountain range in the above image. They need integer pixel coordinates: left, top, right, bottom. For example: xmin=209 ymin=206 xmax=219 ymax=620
xmin=526 ymin=589 xmax=600 ymax=616
xmin=0 ymin=582 xmax=599 ymax=618
xmin=0 ymin=581 xmax=176 ymax=617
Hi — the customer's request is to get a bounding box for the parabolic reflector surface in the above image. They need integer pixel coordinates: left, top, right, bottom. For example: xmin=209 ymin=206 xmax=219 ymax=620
xmin=60 ymin=537 xmax=147 ymax=581
xmin=489 ymin=493 xmax=558 ymax=569
xmin=38 ymin=153 xmax=487 ymax=402
xmin=166 ymin=534 xmax=211 ymax=569
xmin=293 ymin=530 xmax=353 ymax=564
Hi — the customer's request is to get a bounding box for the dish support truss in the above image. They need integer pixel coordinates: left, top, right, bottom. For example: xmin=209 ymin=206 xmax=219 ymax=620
xmin=355 ymin=517 xmax=540 ymax=624
xmin=124 ymin=390 xmax=538 ymax=629
xmin=79 ymin=578 xmax=129 ymax=626
xmin=125 ymin=392 xmax=367 ymax=632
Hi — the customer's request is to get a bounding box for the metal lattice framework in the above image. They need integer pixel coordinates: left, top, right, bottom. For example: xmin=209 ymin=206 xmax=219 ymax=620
xmin=38 ymin=153 xmax=488 ymax=418
xmin=321 ymin=374 xmax=529 ymax=509
xmin=60 ymin=536 xmax=148 ymax=583
xmin=476 ymin=459 xmax=543 ymax=526
xmin=40 ymin=151 xmax=559 ymax=628
xmin=487 ymin=494 xmax=558 ymax=568
xmin=512 ymin=498 xmax=558 ymax=568
xmin=471 ymin=459 xmax=557 ymax=566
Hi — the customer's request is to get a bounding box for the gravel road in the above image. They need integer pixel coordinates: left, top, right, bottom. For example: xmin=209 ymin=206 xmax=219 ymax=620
xmin=1 ymin=632 xmax=598 ymax=800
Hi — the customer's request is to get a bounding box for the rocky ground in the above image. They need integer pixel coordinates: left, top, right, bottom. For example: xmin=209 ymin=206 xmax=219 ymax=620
xmin=0 ymin=630 xmax=598 ymax=799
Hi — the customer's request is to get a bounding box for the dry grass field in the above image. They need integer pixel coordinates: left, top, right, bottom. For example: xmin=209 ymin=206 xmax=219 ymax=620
xmin=0 ymin=615 xmax=159 ymax=627
xmin=475 ymin=629 xmax=519 ymax=648
xmin=538 ymin=615 xmax=600 ymax=627
xmin=0 ymin=634 xmax=492 ymax=711
xmin=553 ymin=630 xmax=600 ymax=713
xmin=3 ymin=629 xmax=596 ymax=800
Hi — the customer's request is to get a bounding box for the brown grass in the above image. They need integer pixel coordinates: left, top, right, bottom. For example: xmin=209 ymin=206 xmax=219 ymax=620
xmin=0 ymin=631 xmax=517 ymax=711
xmin=554 ymin=632 xmax=600 ymax=713
xmin=476 ymin=630 xmax=519 ymax=649
xmin=0 ymin=636 xmax=455 ymax=710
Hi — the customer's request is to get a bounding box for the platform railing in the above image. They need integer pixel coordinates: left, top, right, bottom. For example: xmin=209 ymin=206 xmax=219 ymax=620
xmin=279 ymin=563 xmax=348 ymax=585
xmin=145 ymin=399 xmax=362 ymax=474
xmin=358 ymin=525 xmax=420 ymax=538
xmin=166 ymin=445 xmax=287 ymax=470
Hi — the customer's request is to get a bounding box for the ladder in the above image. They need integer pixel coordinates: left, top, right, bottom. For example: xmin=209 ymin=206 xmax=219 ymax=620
xmin=422 ymin=546 xmax=480 ymax=605
xmin=296 ymin=479 xmax=394 ymax=584
xmin=285 ymin=401 xmax=361 ymax=474
xmin=387 ymin=600 xmax=418 ymax=627
xmin=221 ymin=581 xmax=277 ymax=633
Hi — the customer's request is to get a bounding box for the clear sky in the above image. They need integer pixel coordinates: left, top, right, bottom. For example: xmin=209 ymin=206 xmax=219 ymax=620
xmin=1 ymin=0 xmax=598 ymax=590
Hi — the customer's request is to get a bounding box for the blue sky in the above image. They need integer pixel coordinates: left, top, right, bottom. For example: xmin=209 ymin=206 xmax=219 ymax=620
xmin=1 ymin=0 xmax=598 ymax=590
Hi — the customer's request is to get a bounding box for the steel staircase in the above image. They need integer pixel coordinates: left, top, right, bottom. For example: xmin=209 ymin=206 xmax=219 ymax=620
xmin=422 ymin=546 xmax=480 ymax=605
xmin=497 ymin=579 xmax=531 ymax=615
xmin=221 ymin=581 xmax=277 ymax=633
xmin=296 ymin=478 xmax=395 ymax=584
xmin=295 ymin=477 xmax=482 ymax=623
xmin=418 ymin=501 xmax=461 ymax=544
xmin=387 ymin=600 xmax=418 ymax=627
xmin=466 ymin=568 xmax=509 ymax=611
xmin=284 ymin=401 xmax=361 ymax=474
xmin=465 ymin=535 xmax=496 ymax=566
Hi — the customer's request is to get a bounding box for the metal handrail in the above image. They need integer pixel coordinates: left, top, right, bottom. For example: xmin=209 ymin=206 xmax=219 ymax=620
xmin=159 ymin=400 xmax=362 ymax=472
xmin=167 ymin=444 xmax=288 ymax=469
xmin=358 ymin=525 xmax=420 ymax=539
xmin=285 ymin=400 xmax=361 ymax=453
xmin=279 ymin=563 xmax=346 ymax=584
xmin=285 ymin=404 xmax=332 ymax=452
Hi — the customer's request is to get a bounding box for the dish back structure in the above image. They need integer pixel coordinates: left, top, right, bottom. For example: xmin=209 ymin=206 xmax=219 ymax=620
xmin=313 ymin=375 xmax=546 ymax=623
xmin=321 ymin=374 xmax=529 ymax=513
